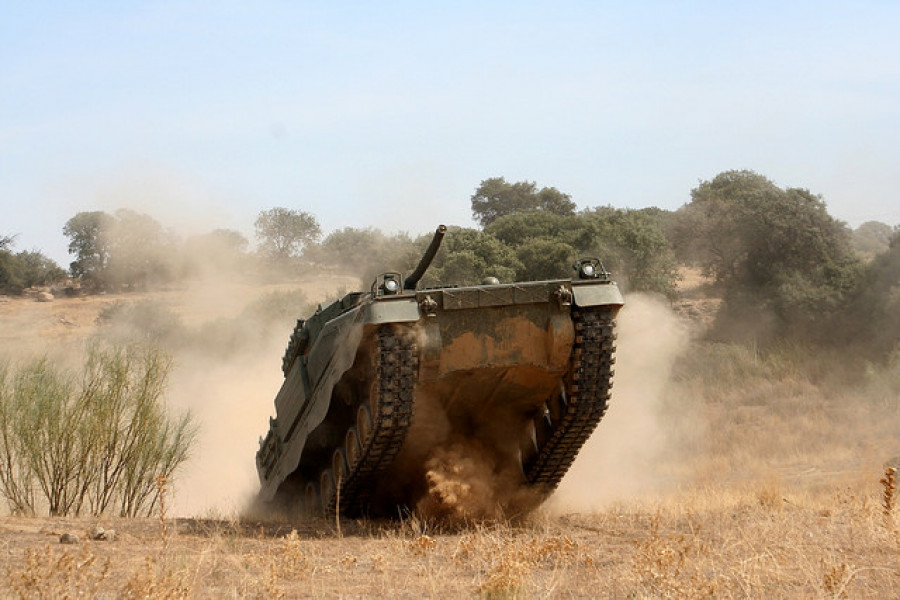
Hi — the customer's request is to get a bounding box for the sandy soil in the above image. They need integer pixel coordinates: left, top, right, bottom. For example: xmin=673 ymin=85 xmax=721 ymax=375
xmin=0 ymin=274 xmax=358 ymax=354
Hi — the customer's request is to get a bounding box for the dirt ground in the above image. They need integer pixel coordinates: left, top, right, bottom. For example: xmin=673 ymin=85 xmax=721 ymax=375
xmin=1 ymin=487 xmax=898 ymax=598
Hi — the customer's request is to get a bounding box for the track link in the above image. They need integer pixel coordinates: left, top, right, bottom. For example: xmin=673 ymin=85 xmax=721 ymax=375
xmin=319 ymin=325 xmax=417 ymax=516
xmin=524 ymin=307 xmax=617 ymax=490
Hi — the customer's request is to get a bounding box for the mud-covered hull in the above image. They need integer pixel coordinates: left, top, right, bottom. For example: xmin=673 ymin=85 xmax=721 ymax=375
xmin=256 ymin=278 xmax=623 ymax=517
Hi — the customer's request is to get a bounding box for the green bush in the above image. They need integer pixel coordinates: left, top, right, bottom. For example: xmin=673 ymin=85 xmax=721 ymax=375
xmin=0 ymin=236 xmax=66 ymax=294
xmin=0 ymin=345 xmax=197 ymax=516
xmin=95 ymin=301 xmax=186 ymax=347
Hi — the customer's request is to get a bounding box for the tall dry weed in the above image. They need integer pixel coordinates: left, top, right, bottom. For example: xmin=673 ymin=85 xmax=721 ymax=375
xmin=156 ymin=475 xmax=171 ymax=554
xmin=882 ymin=466 xmax=896 ymax=530
xmin=0 ymin=362 xmax=36 ymax=514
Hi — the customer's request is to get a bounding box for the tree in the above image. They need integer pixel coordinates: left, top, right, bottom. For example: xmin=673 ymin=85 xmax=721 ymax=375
xmin=674 ymin=170 xmax=860 ymax=341
xmin=417 ymin=227 xmax=521 ymax=287
xmin=486 ymin=212 xmax=583 ymax=281
xmin=105 ymin=209 xmax=175 ymax=289
xmin=307 ymin=227 xmax=417 ymax=284
xmin=0 ymin=235 xmax=66 ymax=294
xmin=471 ymin=177 xmax=576 ymax=227
xmin=852 ymin=221 xmax=894 ymax=258
xmin=205 ymin=228 xmax=249 ymax=253
xmin=63 ymin=211 xmax=114 ymax=287
xmin=581 ymin=207 xmax=681 ymax=298
xmin=255 ymin=208 xmax=321 ymax=262
xmin=515 ymin=238 xmax=577 ymax=281
xmin=0 ymin=234 xmax=22 ymax=293
xmin=14 ymin=251 xmax=67 ymax=288
xmin=844 ymin=228 xmax=900 ymax=356
xmin=486 ymin=211 xmax=583 ymax=249
xmin=486 ymin=208 xmax=680 ymax=296
xmin=63 ymin=210 xmax=180 ymax=290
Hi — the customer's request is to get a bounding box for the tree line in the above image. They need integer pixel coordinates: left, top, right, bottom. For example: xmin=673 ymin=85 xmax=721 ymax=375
xmin=2 ymin=171 xmax=898 ymax=355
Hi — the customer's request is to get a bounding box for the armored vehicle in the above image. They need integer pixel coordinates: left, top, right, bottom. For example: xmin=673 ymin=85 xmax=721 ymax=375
xmin=256 ymin=225 xmax=624 ymax=517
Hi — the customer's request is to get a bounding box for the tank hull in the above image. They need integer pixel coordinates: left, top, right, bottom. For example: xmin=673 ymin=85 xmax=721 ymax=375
xmin=257 ymin=277 xmax=623 ymax=516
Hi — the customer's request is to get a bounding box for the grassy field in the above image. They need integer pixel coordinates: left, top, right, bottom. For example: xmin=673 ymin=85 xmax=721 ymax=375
xmin=1 ymin=273 xmax=898 ymax=598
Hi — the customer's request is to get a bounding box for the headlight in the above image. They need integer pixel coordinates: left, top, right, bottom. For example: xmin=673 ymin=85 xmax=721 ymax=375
xmin=372 ymin=272 xmax=404 ymax=295
xmin=574 ymin=258 xmax=608 ymax=280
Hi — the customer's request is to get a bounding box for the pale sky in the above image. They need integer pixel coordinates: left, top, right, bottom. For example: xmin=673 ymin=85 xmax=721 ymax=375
xmin=2 ymin=1 xmax=899 ymax=265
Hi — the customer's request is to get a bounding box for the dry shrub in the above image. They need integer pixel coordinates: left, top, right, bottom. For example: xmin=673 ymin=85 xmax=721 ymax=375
xmin=756 ymin=477 xmax=785 ymax=512
xmin=632 ymin=515 xmax=718 ymax=598
xmin=407 ymin=534 xmax=437 ymax=555
xmin=156 ymin=475 xmax=171 ymax=553
xmin=7 ymin=544 xmax=110 ymax=600
xmin=821 ymin=560 xmax=856 ymax=599
xmin=241 ymin=528 xmax=308 ymax=598
xmin=478 ymin=535 xmax=578 ymax=598
xmin=456 ymin=530 xmax=580 ymax=599
xmin=120 ymin=555 xmax=190 ymax=600
xmin=369 ymin=552 xmax=386 ymax=573
xmin=0 ymin=344 xmax=197 ymax=517
xmin=95 ymin=300 xmax=185 ymax=347
xmin=477 ymin=555 xmax=531 ymax=599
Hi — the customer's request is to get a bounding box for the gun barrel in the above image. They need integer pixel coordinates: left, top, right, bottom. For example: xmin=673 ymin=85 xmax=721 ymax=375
xmin=404 ymin=225 xmax=447 ymax=290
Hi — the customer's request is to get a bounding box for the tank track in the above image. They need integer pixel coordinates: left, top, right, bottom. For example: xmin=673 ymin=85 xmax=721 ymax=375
xmin=317 ymin=325 xmax=417 ymax=516
xmin=524 ymin=307 xmax=617 ymax=491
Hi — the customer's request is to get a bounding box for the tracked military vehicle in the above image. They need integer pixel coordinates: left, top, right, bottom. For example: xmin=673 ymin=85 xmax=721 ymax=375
xmin=256 ymin=225 xmax=624 ymax=517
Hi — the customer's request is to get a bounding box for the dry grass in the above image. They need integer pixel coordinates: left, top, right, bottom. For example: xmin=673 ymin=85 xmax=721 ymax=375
xmin=6 ymin=544 xmax=111 ymax=599
xmin=2 ymin=279 xmax=899 ymax=597
xmin=1 ymin=480 xmax=898 ymax=598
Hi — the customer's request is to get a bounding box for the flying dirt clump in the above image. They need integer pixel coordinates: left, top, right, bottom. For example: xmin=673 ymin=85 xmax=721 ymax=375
xmin=415 ymin=439 xmax=543 ymax=523
xmin=363 ymin=387 xmax=544 ymax=524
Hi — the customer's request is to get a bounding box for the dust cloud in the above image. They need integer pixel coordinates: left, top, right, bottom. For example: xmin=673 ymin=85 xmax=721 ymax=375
xmin=158 ymin=273 xmax=357 ymax=517
xmin=370 ymin=295 xmax=691 ymax=523
xmin=552 ymin=293 xmax=691 ymax=512
xmin=0 ymin=261 xmax=353 ymax=518
xmin=165 ymin=337 xmax=286 ymax=517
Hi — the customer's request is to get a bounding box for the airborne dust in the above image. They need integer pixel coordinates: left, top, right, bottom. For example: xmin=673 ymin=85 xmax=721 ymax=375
xmin=361 ymin=293 xmax=689 ymax=523
xmin=2 ymin=234 xmax=898 ymax=520
xmin=553 ymin=294 xmax=690 ymax=511
xmin=1 ymin=262 xmax=692 ymax=520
